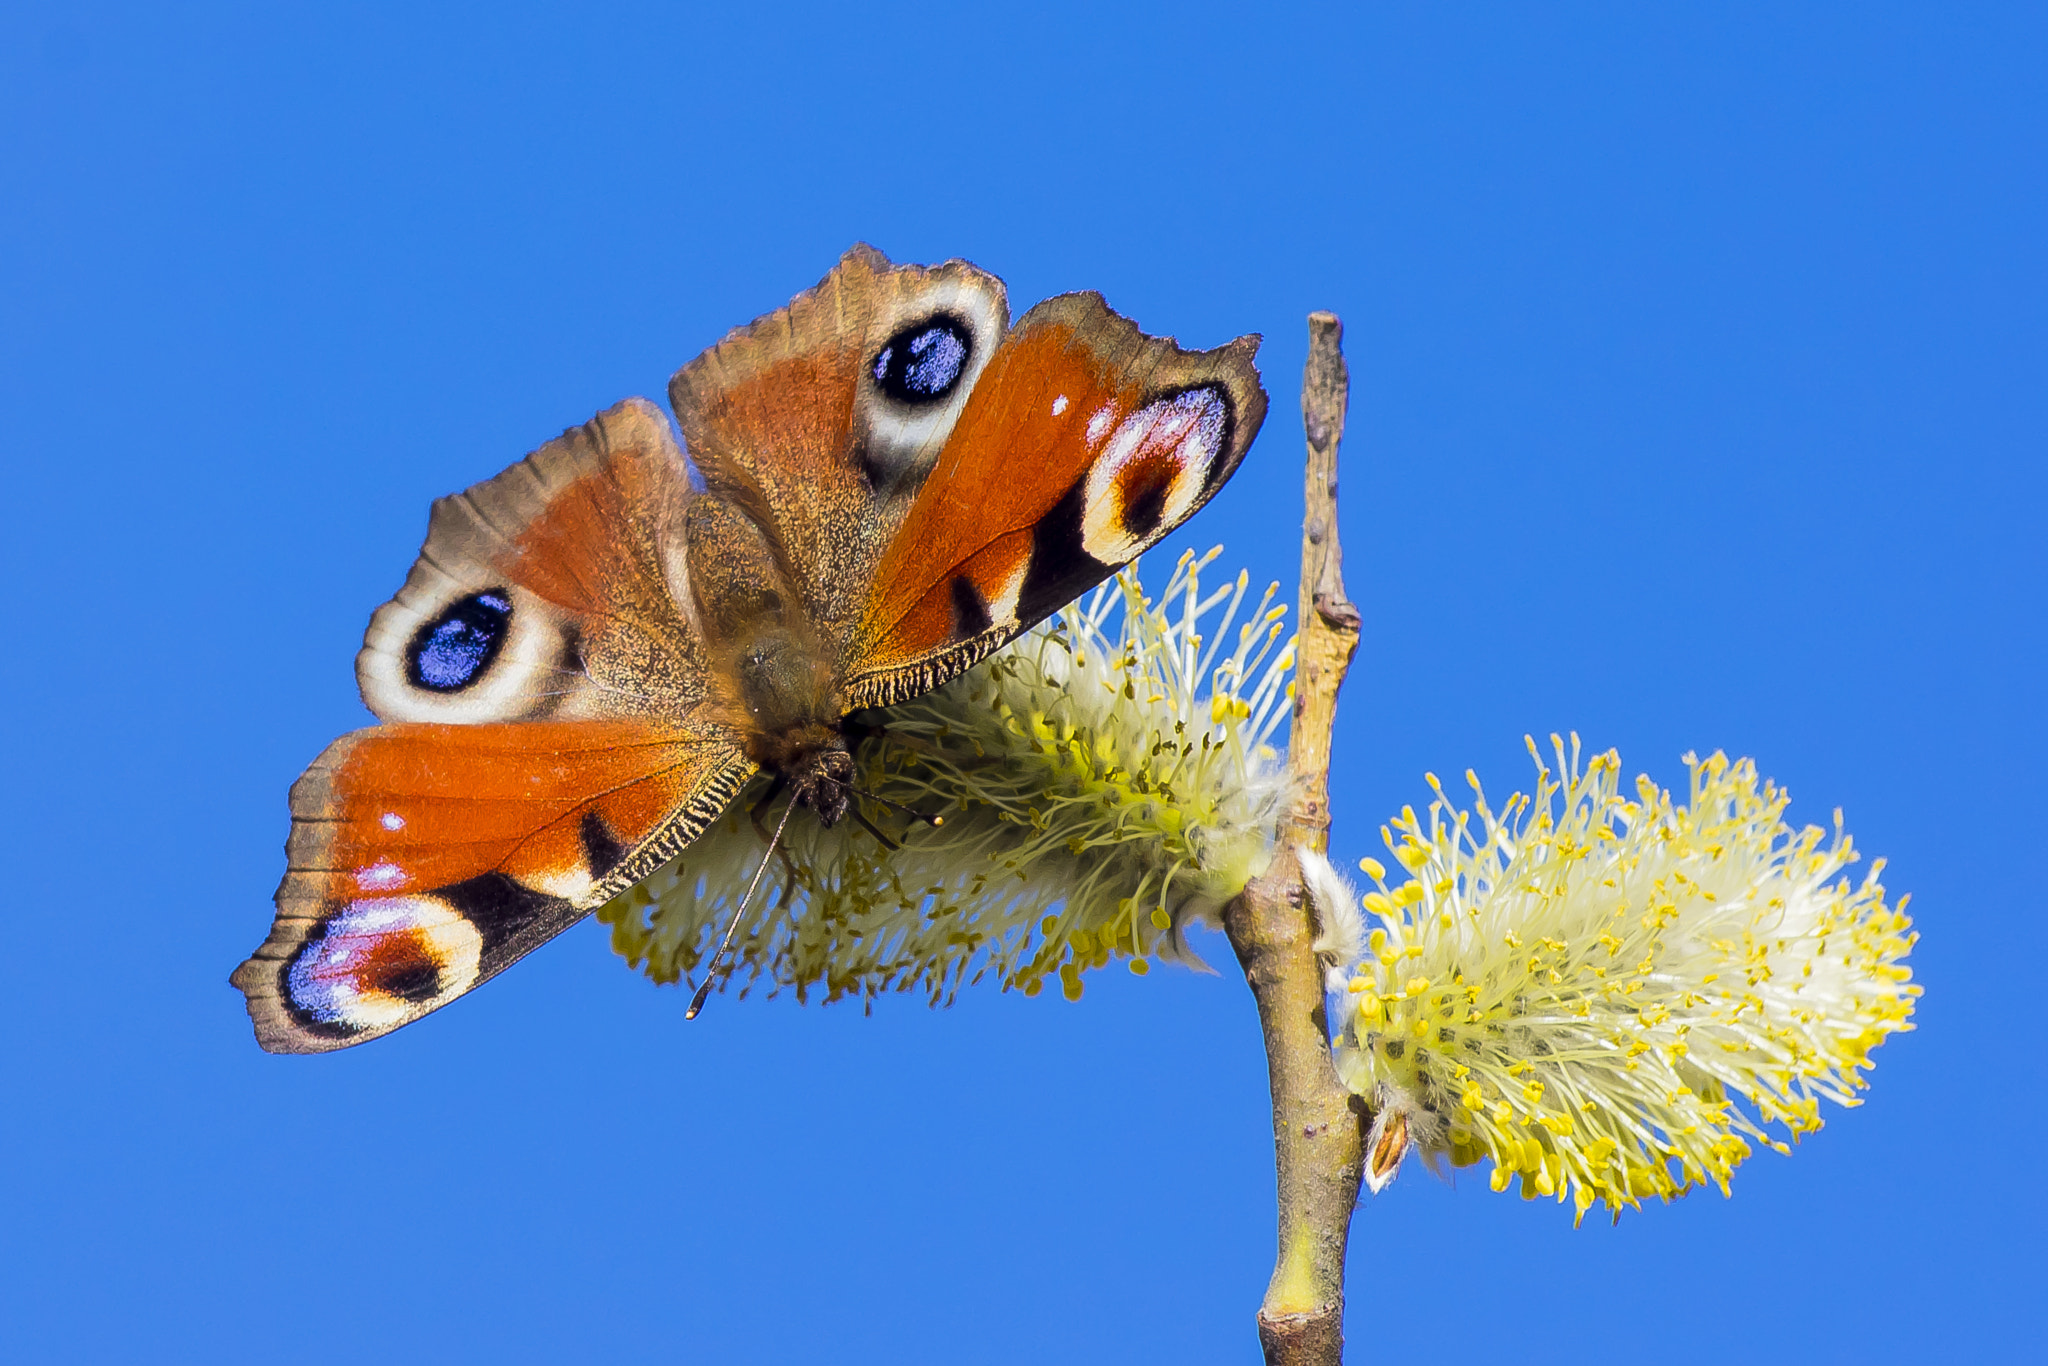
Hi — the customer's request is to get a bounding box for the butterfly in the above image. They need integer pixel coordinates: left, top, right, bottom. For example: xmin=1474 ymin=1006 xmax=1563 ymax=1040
xmin=233 ymin=245 xmax=1267 ymax=1052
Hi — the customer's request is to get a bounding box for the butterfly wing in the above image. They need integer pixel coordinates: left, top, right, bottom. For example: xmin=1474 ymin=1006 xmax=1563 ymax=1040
xmin=233 ymin=722 xmax=753 ymax=1052
xmin=356 ymin=396 xmax=710 ymax=727
xmin=666 ymin=244 xmax=1012 ymax=649
xmin=236 ymin=398 xmax=755 ymax=1052
xmin=845 ymin=293 xmax=1267 ymax=706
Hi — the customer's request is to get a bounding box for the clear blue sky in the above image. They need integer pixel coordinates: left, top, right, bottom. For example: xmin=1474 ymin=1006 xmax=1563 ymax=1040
xmin=3 ymin=3 xmax=2040 ymax=1361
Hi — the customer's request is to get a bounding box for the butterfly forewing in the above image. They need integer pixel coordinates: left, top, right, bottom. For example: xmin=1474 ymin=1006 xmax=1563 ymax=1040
xmin=845 ymin=292 xmax=1266 ymax=707
xmin=235 ymin=722 xmax=753 ymax=1052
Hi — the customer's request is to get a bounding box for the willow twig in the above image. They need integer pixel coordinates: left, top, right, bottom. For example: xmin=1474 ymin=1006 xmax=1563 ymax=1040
xmin=1222 ymin=312 xmax=1364 ymax=1366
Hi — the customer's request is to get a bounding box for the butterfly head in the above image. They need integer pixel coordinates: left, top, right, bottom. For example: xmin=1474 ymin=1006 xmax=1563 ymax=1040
xmin=785 ymin=740 xmax=855 ymax=829
xmin=740 ymin=709 xmax=855 ymax=826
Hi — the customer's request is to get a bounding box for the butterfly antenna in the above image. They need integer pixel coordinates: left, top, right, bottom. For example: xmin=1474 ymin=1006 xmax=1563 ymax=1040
xmin=826 ymin=776 xmax=946 ymax=828
xmin=686 ymin=797 xmax=798 ymax=1021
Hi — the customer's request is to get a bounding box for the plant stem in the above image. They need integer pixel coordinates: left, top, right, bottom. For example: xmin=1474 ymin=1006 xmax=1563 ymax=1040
xmin=1222 ymin=312 xmax=1364 ymax=1366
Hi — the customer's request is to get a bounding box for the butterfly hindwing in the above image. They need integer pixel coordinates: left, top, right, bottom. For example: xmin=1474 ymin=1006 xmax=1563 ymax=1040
xmin=357 ymin=396 xmax=707 ymax=728
xmin=233 ymin=721 xmax=753 ymax=1053
xmin=845 ymin=292 xmax=1267 ymax=706
xmin=668 ymin=246 xmax=1013 ymax=647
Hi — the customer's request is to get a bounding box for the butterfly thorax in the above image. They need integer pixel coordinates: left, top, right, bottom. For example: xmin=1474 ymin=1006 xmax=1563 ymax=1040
xmin=683 ymin=491 xmax=859 ymax=826
xmin=732 ymin=630 xmax=851 ymax=826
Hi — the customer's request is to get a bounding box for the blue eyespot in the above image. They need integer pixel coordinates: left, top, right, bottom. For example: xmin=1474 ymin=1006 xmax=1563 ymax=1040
xmin=872 ymin=315 xmax=971 ymax=404
xmin=406 ymin=590 xmax=512 ymax=692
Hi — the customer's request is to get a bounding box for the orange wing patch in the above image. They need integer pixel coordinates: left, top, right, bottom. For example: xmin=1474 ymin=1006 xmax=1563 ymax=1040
xmin=854 ymin=317 xmax=1138 ymax=670
xmin=503 ymin=445 xmax=689 ymax=631
xmin=292 ymin=722 xmax=710 ymax=902
xmin=233 ymin=721 xmax=753 ymax=1053
xmin=669 ymin=246 xmax=1014 ymax=646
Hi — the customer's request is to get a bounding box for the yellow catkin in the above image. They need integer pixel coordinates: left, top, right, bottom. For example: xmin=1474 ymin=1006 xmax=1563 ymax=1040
xmin=1330 ymin=736 xmax=1918 ymax=1223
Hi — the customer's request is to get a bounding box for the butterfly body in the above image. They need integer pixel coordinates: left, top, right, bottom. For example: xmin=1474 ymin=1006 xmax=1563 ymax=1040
xmin=680 ymin=493 xmax=853 ymax=822
xmin=235 ymin=246 xmax=1266 ymax=1052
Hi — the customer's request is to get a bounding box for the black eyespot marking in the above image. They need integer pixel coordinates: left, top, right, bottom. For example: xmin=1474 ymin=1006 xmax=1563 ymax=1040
xmin=872 ymin=315 xmax=971 ymax=404
xmin=437 ymin=872 xmax=569 ymax=955
xmin=281 ymin=918 xmax=447 ymax=1036
xmin=950 ymin=575 xmax=993 ymax=641
xmin=1122 ymin=469 xmax=1171 ymax=540
xmin=372 ymin=953 xmax=443 ymax=1004
xmin=407 ymin=590 xmax=513 ymax=693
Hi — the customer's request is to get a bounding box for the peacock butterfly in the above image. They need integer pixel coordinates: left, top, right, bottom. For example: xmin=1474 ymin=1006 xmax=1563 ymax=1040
xmin=233 ymin=245 xmax=1267 ymax=1052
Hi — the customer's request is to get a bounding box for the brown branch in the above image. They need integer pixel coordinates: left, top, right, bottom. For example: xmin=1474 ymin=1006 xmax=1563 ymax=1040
xmin=1223 ymin=312 xmax=1364 ymax=1366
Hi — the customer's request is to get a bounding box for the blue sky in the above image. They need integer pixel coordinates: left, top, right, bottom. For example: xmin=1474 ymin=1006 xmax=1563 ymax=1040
xmin=2 ymin=3 xmax=2041 ymax=1361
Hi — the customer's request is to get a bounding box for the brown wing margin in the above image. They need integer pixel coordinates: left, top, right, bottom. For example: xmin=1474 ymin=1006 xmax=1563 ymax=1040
xmin=232 ymin=721 xmax=754 ymax=1053
xmin=844 ymin=293 xmax=1266 ymax=708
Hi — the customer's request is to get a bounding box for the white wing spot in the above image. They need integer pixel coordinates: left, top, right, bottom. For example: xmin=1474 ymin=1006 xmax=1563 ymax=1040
xmin=355 ymin=861 xmax=407 ymax=892
xmin=1051 ymin=394 xmax=1069 ymax=416
xmin=1086 ymin=403 xmax=1117 ymax=446
xmin=380 ymin=812 xmax=406 ymax=831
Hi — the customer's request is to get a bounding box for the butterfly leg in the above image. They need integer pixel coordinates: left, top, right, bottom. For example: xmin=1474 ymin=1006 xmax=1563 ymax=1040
xmin=850 ymin=808 xmax=902 ymax=853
